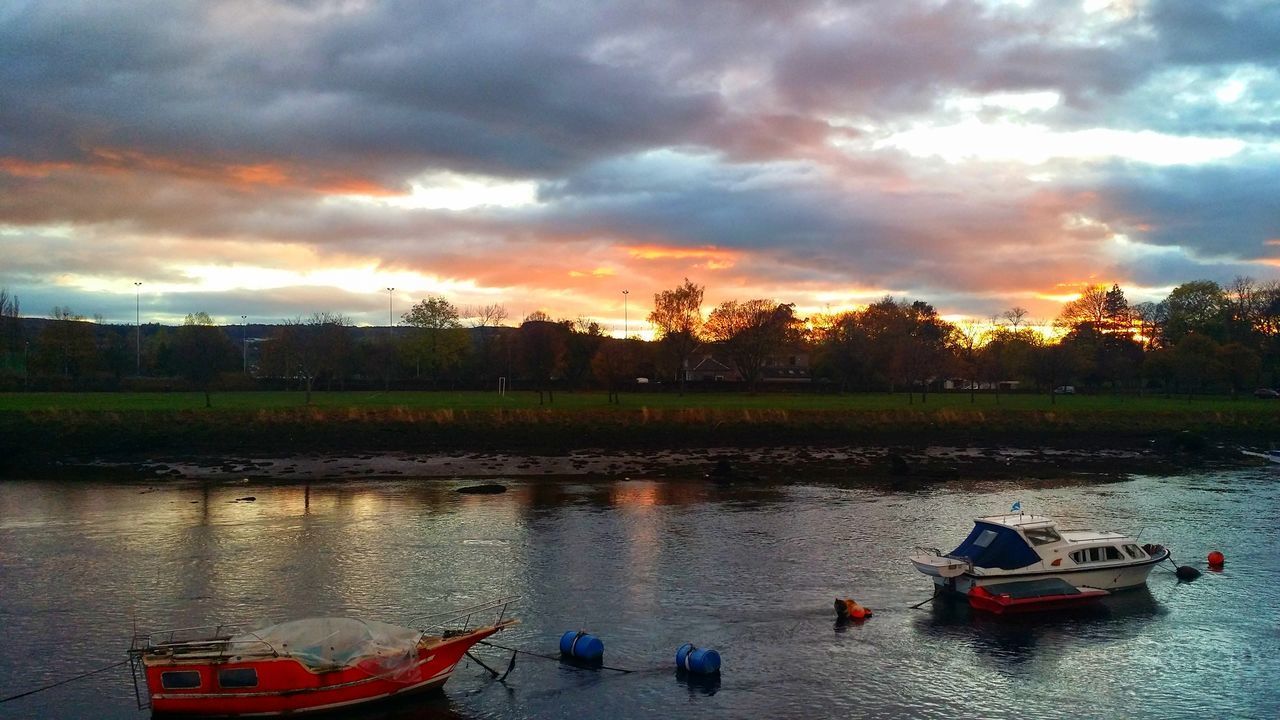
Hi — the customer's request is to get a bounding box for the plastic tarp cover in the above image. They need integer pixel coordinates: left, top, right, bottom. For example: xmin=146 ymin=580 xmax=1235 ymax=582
xmin=949 ymin=521 xmax=1040 ymax=570
xmin=229 ymin=618 xmax=422 ymax=673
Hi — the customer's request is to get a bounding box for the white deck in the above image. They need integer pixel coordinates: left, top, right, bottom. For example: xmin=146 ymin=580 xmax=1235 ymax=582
xmin=977 ymin=513 xmax=1055 ymax=528
xmin=1059 ymin=529 xmax=1130 ymax=543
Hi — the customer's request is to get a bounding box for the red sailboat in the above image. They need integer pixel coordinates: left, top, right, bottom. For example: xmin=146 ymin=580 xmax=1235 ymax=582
xmin=129 ymin=598 xmax=517 ymax=716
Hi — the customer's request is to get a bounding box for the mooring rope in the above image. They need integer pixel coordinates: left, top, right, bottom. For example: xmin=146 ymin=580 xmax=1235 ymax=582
xmin=0 ymin=658 xmax=130 ymax=704
xmin=476 ymin=640 xmax=635 ymax=674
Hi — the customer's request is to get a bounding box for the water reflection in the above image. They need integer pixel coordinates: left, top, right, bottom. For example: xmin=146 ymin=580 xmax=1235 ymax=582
xmin=0 ymin=471 xmax=1277 ymax=720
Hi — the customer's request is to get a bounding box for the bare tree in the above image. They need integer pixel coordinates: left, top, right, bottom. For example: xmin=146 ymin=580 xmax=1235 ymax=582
xmin=955 ymin=319 xmax=988 ymax=403
xmin=271 ymin=313 xmax=352 ymax=404
xmin=1001 ymin=306 xmax=1029 ymax=329
xmin=466 ymin=303 xmax=509 ymax=328
xmin=0 ymin=288 xmax=20 ymax=362
xmin=1057 ymin=285 xmax=1110 ymax=329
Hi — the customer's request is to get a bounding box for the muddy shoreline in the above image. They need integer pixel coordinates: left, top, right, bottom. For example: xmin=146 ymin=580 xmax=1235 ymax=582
xmin=43 ymin=439 xmax=1263 ymax=486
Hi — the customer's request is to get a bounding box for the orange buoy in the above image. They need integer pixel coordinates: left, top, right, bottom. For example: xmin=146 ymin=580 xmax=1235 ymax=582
xmin=835 ymin=598 xmax=873 ymax=622
xmin=1208 ymin=551 xmax=1225 ymax=568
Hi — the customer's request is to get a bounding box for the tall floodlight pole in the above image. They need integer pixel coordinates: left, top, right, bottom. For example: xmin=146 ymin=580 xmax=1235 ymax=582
xmin=241 ymin=314 xmax=248 ymax=373
xmin=134 ymin=281 xmax=142 ymax=375
xmin=386 ymin=287 xmax=395 ymax=338
xmin=622 ymin=289 xmax=629 ymax=339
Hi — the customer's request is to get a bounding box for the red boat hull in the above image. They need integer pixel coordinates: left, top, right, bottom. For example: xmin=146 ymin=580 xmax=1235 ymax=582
xmin=144 ymin=625 xmax=505 ymax=716
xmin=968 ymin=583 xmax=1108 ymax=615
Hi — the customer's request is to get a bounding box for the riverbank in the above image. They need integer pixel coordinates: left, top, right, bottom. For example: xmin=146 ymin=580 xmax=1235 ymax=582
xmin=2 ymin=391 xmax=1275 ymax=476
xmin=83 ymin=443 xmax=1260 ymax=487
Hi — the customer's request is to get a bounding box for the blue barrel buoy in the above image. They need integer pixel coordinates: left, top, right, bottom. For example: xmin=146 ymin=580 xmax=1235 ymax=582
xmin=675 ymin=642 xmax=721 ymax=675
xmin=559 ymin=631 xmax=604 ymax=662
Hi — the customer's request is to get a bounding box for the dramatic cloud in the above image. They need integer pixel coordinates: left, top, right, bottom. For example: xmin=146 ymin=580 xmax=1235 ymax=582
xmin=2 ymin=0 xmax=1277 ymax=331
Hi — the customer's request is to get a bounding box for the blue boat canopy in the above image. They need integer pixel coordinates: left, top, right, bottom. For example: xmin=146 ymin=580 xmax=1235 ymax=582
xmin=949 ymin=521 xmax=1040 ymax=569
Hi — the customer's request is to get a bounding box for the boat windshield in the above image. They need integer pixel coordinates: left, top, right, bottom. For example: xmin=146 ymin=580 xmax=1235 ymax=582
xmin=1023 ymin=527 xmax=1062 ymax=546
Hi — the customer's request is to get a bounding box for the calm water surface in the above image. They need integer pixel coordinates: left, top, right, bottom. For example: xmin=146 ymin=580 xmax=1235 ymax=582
xmin=1 ymin=468 xmax=1278 ymax=719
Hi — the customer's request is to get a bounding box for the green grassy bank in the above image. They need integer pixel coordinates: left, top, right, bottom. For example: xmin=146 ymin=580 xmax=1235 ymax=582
xmin=1 ymin=391 xmax=1276 ymax=473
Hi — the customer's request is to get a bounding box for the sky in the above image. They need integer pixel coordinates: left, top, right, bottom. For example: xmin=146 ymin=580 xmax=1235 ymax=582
xmin=1 ymin=0 xmax=1278 ymax=335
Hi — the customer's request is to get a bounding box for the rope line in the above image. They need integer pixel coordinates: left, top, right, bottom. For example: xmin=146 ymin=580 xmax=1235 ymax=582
xmin=0 ymin=658 xmax=130 ymax=704
xmin=476 ymin=640 xmax=634 ymax=674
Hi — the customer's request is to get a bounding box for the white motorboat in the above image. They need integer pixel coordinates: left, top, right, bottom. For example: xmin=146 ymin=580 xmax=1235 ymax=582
xmin=910 ymin=513 xmax=1170 ymax=595
xmin=1241 ymin=448 xmax=1280 ymax=464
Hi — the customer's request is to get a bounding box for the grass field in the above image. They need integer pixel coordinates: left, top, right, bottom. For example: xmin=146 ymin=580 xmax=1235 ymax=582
xmin=0 ymin=389 xmax=1274 ymax=414
xmin=2 ymin=390 xmax=1275 ymax=471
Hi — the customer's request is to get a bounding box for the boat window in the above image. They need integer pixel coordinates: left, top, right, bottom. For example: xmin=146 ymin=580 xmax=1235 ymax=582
xmin=1088 ymin=547 xmax=1101 ymax=562
xmin=1070 ymin=550 xmax=1084 ymax=563
xmin=1105 ymin=546 xmax=1123 ymax=560
xmin=973 ymin=529 xmax=998 ymax=548
xmin=1024 ymin=527 xmax=1062 ymax=546
xmin=161 ymin=671 xmax=202 ymax=690
xmin=1124 ymin=544 xmax=1144 ymax=559
xmin=218 ymin=668 xmax=258 ymax=688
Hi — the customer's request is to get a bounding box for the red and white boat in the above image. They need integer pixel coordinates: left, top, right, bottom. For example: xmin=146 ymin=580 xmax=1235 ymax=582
xmin=129 ymin=598 xmax=517 ymax=717
xmin=967 ymin=578 xmax=1109 ymax=615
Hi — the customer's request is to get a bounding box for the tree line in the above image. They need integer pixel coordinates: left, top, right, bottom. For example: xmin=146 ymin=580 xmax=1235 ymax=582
xmin=3 ymin=276 xmax=1280 ymax=402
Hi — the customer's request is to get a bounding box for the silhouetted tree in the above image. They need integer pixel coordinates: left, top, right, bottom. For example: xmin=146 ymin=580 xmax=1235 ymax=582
xmin=268 ymin=313 xmax=352 ymax=404
xmin=0 ymin=288 xmax=22 ymax=379
xmin=705 ymin=300 xmax=802 ymax=392
xmin=648 ymin=279 xmax=704 ymax=393
xmin=809 ymin=311 xmax=875 ymax=391
xmin=401 ymin=296 xmax=467 ymax=386
xmin=564 ymin=318 xmax=605 ymax=389
xmin=1218 ymin=341 xmax=1260 ymax=400
xmin=34 ymin=307 xmax=97 ymax=381
xmin=517 ymin=314 xmax=568 ymax=403
xmin=174 ymin=312 xmax=238 ymax=407
xmin=591 ymin=338 xmax=642 ymax=403
xmin=1163 ymin=281 xmax=1227 ymax=345
xmin=1171 ymin=334 xmax=1222 ymax=400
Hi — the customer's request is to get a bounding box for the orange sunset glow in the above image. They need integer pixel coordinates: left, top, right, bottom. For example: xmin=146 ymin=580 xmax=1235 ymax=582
xmin=1 ymin=1 xmax=1277 ymax=333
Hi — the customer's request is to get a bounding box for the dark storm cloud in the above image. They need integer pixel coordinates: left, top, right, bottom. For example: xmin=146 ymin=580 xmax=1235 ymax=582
xmin=1149 ymin=0 xmax=1280 ymax=66
xmin=1086 ymin=159 xmax=1280 ymax=258
xmin=0 ymin=0 xmax=725 ymax=180
xmin=2 ymin=0 xmax=1279 ymax=323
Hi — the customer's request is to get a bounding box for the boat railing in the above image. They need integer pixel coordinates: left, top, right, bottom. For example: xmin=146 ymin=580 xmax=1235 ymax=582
xmin=130 ymin=623 xmax=277 ymax=658
xmin=407 ymin=595 xmax=520 ymax=635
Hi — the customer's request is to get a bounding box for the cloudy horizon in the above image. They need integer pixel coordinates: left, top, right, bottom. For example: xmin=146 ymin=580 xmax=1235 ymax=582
xmin=2 ymin=0 xmax=1277 ymax=334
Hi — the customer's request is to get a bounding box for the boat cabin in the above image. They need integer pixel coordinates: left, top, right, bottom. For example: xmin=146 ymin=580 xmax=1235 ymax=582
xmin=950 ymin=514 xmax=1151 ymax=571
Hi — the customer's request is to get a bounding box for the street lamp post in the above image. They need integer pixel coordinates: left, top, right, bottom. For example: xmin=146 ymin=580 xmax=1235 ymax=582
xmin=622 ymin=289 xmax=629 ymax=339
xmin=134 ymin=282 xmax=142 ymax=376
xmin=241 ymin=315 xmax=248 ymax=374
xmin=386 ymin=287 xmax=395 ymax=338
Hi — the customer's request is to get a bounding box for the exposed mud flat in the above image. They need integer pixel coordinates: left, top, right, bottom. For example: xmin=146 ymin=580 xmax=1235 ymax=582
xmin=83 ymin=441 xmax=1259 ymax=485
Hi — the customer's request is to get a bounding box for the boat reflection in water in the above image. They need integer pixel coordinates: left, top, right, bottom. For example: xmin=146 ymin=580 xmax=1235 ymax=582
xmin=914 ymin=586 xmax=1167 ymax=665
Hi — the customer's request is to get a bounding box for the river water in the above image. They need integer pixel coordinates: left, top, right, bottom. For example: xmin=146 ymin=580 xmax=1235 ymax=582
xmin=1 ymin=467 xmax=1277 ymax=719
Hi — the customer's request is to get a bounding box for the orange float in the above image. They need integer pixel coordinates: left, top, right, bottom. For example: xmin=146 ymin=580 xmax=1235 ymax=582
xmin=1208 ymin=551 xmax=1225 ymax=567
xmin=835 ymin=598 xmax=873 ymax=621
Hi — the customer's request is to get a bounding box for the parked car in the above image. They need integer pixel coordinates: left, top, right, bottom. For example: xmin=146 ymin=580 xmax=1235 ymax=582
xmin=1254 ymin=388 xmax=1279 ymax=399
xmin=1053 ymin=385 xmax=1076 ymax=395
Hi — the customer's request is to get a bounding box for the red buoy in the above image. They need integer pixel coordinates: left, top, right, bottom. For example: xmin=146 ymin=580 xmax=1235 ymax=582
xmin=1207 ymin=551 xmax=1225 ymax=568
